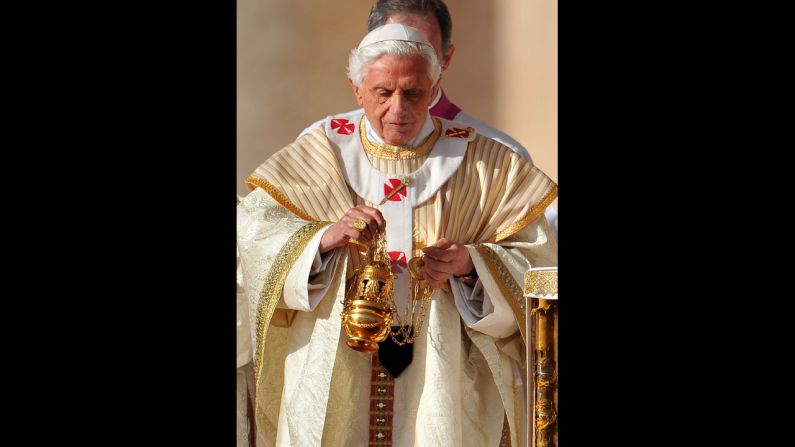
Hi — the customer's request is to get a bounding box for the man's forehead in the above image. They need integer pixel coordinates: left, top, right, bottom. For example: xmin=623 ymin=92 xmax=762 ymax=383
xmin=363 ymin=55 xmax=431 ymax=87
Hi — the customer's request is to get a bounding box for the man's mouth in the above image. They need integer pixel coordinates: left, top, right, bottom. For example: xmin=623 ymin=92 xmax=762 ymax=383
xmin=388 ymin=122 xmax=411 ymax=128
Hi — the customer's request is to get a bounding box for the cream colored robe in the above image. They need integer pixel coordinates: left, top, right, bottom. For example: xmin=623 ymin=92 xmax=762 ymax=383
xmin=237 ymin=115 xmax=557 ymax=447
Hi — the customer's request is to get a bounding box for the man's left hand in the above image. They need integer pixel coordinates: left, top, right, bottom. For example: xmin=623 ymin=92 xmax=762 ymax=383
xmin=421 ymin=238 xmax=474 ymax=287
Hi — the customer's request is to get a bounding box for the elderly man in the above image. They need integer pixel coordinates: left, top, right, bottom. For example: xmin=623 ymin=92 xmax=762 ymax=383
xmin=238 ymin=24 xmax=557 ymax=446
xmin=300 ymin=0 xmax=558 ymax=240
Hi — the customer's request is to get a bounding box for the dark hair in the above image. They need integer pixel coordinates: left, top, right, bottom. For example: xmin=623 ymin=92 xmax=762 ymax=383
xmin=367 ymin=0 xmax=452 ymax=53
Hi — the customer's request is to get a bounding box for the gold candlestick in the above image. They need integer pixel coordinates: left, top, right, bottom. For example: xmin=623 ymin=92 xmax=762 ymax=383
xmin=525 ymin=267 xmax=558 ymax=447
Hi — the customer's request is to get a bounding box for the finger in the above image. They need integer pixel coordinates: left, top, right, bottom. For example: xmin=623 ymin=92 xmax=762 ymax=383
xmin=423 ymin=275 xmax=440 ymax=287
xmin=422 ymin=246 xmax=456 ymax=263
xmin=423 ymin=256 xmax=453 ymax=275
xmin=422 ymin=265 xmax=445 ymax=283
xmin=356 ymin=205 xmax=386 ymax=234
xmin=343 ymin=226 xmax=371 ymax=245
xmin=423 ymin=273 xmax=444 ymax=288
xmin=345 ymin=213 xmax=374 ymax=242
xmin=347 ymin=210 xmax=378 ymax=239
xmin=429 ymin=238 xmax=453 ymax=249
xmin=321 ymin=224 xmax=349 ymax=251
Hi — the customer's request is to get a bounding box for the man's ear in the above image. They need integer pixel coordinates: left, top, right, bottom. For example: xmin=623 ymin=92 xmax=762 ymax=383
xmin=441 ymin=43 xmax=455 ymax=71
xmin=430 ymin=76 xmax=443 ymax=104
xmin=349 ymin=78 xmax=364 ymax=107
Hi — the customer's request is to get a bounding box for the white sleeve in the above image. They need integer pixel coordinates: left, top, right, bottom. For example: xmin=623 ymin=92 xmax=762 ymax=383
xmin=237 ymin=249 xmax=253 ymax=368
xmin=282 ymin=225 xmax=342 ymax=311
xmin=452 ymin=258 xmax=518 ymax=339
xmin=544 ymin=205 xmax=558 ymax=241
xmin=454 ymin=215 xmax=557 ymax=339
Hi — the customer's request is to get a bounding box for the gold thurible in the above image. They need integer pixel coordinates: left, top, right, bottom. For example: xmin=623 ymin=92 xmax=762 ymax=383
xmin=341 ymin=231 xmax=394 ymax=352
xmin=341 ymin=220 xmax=436 ymax=351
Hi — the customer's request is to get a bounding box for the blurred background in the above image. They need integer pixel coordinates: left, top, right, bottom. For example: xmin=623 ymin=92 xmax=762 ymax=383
xmin=237 ymin=0 xmax=557 ymax=207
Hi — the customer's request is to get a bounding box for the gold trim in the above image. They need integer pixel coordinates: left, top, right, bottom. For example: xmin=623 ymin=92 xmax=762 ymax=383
xmin=473 ymin=244 xmax=527 ymax=343
xmin=246 ymin=175 xmax=313 ymax=222
xmin=513 ymin=378 xmax=521 ymax=447
xmin=499 ymin=414 xmax=512 ymax=447
xmin=253 ymin=220 xmax=331 ymax=386
xmin=524 ymin=270 xmax=558 ymax=297
xmin=493 ymin=185 xmax=558 ymax=242
xmin=359 ymin=116 xmax=442 ymax=160
xmin=269 ymin=308 xmax=298 ymax=328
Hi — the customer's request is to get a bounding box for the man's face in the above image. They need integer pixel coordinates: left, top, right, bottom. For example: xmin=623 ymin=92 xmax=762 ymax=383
xmin=351 ymin=54 xmax=438 ymax=146
xmin=385 ymin=12 xmax=454 ymax=70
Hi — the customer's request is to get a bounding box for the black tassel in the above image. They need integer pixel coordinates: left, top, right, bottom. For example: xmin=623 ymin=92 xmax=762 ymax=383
xmin=377 ymin=327 xmax=414 ymax=378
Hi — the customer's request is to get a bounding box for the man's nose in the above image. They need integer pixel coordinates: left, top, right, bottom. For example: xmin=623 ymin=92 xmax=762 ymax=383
xmin=389 ymin=93 xmax=407 ymax=117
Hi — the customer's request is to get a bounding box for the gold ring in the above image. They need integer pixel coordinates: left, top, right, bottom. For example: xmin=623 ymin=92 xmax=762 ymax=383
xmin=353 ymin=219 xmax=367 ymax=232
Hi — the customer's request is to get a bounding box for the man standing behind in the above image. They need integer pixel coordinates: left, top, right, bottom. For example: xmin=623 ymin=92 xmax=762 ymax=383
xmin=300 ymin=0 xmax=558 ymax=239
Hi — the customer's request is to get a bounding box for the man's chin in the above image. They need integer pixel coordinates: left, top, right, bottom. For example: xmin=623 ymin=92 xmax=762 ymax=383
xmin=383 ymin=136 xmax=411 ymax=146
xmin=383 ymin=129 xmax=415 ymax=146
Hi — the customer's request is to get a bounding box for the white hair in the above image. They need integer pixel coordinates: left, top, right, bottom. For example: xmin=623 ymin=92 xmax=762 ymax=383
xmin=347 ymin=40 xmax=440 ymax=87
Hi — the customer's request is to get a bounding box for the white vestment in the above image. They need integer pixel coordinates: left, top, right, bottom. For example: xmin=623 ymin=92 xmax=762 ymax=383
xmin=238 ymin=113 xmax=557 ymax=446
xmin=297 ymin=89 xmax=559 ymax=241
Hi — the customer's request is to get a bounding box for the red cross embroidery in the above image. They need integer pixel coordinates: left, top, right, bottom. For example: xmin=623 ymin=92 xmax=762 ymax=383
xmin=445 ymin=127 xmax=470 ymax=138
xmin=388 ymin=251 xmax=407 ymax=274
xmin=383 ymin=178 xmax=407 ymax=202
xmin=331 ymin=118 xmax=355 ymax=135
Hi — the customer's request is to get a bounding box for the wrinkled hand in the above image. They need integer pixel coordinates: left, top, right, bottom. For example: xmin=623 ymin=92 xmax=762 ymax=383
xmin=319 ymin=205 xmax=386 ymax=254
xmin=421 ymin=238 xmax=474 ymax=287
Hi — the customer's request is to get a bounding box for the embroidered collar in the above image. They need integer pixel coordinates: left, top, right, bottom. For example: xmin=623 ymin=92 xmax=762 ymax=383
xmin=327 ymin=113 xmax=471 ymax=207
xmin=359 ymin=116 xmax=442 ymax=160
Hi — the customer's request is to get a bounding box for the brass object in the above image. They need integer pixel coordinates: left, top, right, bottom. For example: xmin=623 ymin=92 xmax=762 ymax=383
xmin=341 ymin=229 xmax=435 ymax=351
xmin=407 ymin=256 xmax=424 ymax=281
xmin=525 ymin=268 xmax=558 ymax=447
xmin=341 ymin=232 xmax=394 ymax=352
xmin=408 ymin=256 xmax=450 ymax=294
xmin=342 ymin=299 xmax=392 ymax=351
xmin=389 ymin=255 xmax=433 ymax=345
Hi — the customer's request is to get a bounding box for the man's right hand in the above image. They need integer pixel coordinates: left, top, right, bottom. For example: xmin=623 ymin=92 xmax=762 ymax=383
xmin=319 ymin=205 xmax=386 ymax=254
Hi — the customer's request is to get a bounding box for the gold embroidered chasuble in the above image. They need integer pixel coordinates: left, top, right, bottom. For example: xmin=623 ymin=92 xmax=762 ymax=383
xmin=238 ymin=115 xmax=557 ymax=446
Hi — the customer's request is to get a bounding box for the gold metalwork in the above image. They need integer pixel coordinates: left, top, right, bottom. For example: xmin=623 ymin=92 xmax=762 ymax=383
xmin=524 ymin=270 xmax=558 ymax=297
xmin=407 ymin=256 xmax=424 ymax=281
xmin=526 ymin=270 xmax=558 ymax=447
xmin=499 ymin=415 xmax=512 ymax=447
xmin=342 ymin=223 xmax=438 ymax=350
xmin=388 ymin=256 xmax=433 ymax=346
xmin=354 ymin=218 xmax=367 ymax=232
xmin=359 ymin=116 xmax=442 ymax=160
xmin=342 ymin=231 xmax=394 ymax=352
